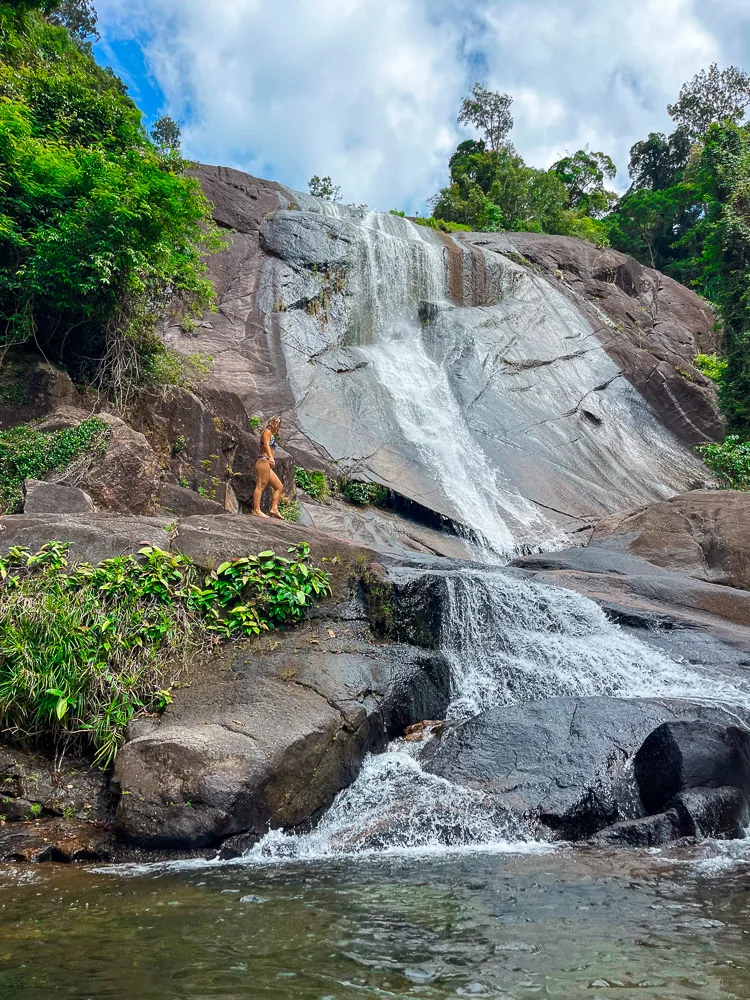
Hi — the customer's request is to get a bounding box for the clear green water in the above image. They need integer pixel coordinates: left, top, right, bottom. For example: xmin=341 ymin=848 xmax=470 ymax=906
xmin=1 ymin=845 xmax=749 ymax=999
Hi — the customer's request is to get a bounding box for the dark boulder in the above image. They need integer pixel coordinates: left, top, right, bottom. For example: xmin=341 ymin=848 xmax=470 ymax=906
xmin=420 ymin=697 xmax=744 ymax=840
xmin=669 ymin=786 xmax=750 ymax=839
xmin=80 ymin=415 xmax=162 ymax=515
xmin=634 ymin=720 xmax=750 ymax=813
xmin=0 ymin=820 xmax=113 ymax=863
xmin=589 ymin=810 xmax=684 ymax=847
xmin=113 ymin=620 xmax=450 ymax=850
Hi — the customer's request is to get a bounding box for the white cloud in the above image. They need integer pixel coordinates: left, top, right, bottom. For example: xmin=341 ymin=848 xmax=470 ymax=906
xmin=96 ymin=0 xmax=733 ymax=208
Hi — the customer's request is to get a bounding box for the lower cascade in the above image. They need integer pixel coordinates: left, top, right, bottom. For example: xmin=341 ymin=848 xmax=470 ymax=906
xmin=248 ymin=568 xmax=750 ymax=861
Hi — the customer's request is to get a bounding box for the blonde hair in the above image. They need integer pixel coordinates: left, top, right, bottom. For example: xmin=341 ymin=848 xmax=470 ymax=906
xmin=266 ymin=416 xmax=281 ymax=434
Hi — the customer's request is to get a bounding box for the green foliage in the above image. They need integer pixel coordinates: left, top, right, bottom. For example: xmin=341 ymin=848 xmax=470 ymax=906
xmin=278 ymin=497 xmax=301 ymax=522
xmin=294 ymin=466 xmax=330 ymax=502
xmin=249 ymin=416 xmax=263 ymax=431
xmin=696 ymin=436 xmax=750 ymax=489
xmin=694 ymin=353 xmax=728 ymax=382
xmin=340 ymin=480 xmax=388 ymax=506
xmin=431 ymin=138 xmax=609 ymax=243
xmin=141 ymin=347 xmax=214 ymax=389
xmin=457 ymin=83 xmax=514 ymax=151
xmin=48 ymin=0 xmax=98 ymax=48
xmin=308 ymin=175 xmax=341 ymax=201
xmin=0 ymin=4 xmax=224 ymax=400
xmin=0 ymin=417 xmax=108 ymax=513
xmin=551 ymin=149 xmax=618 ymax=218
xmin=150 ymin=114 xmax=181 ymax=154
xmin=389 ymin=209 xmax=406 ymax=217
xmin=668 ymin=63 xmax=750 ymax=139
xmin=412 ymin=216 xmax=472 ymax=233
xmin=0 ymin=541 xmax=330 ymax=765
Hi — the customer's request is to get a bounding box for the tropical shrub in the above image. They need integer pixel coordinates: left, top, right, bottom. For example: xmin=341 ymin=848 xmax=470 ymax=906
xmin=294 ymin=466 xmax=330 ymax=502
xmin=0 ymin=417 xmax=109 ymax=513
xmin=0 ymin=541 xmax=330 ymax=765
xmin=340 ymin=480 xmax=388 ymax=506
xmin=0 ymin=2 xmax=224 ymax=400
xmin=694 ymin=352 xmax=728 ymax=382
xmin=696 ymin=435 xmax=750 ymax=489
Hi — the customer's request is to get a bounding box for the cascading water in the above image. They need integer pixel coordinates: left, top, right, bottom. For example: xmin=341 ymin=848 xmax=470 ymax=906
xmin=247 ymin=566 xmax=750 ymax=862
xmin=248 ymin=198 xmax=738 ymax=863
xmin=349 ymin=212 xmax=541 ymax=557
xmin=270 ymin=197 xmax=708 ymax=555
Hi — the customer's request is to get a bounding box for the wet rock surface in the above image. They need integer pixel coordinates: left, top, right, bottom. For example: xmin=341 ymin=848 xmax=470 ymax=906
xmin=591 ymin=490 xmax=750 ymax=590
xmin=159 ymin=167 xmax=717 ymax=548
xmin=421 ymin=697 xmax=749 ymax=841
xmin=485 ymin=232 xmax=720 ymax=448
xmin=634 ymin=720 xmax=750 ymax=813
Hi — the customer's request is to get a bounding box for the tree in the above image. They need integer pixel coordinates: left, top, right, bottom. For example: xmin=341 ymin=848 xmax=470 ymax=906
xmin=48 ymin=0 xmax=99 ymax=46
xmin=0 ymin=0 xmax=223 ymax=400
xmin=668 ymin=63 xmax=750 ymax=139
xmin=457 ymin=83 xmax=514 ymax=151
xmin=308 ymin=175 xmax=341 ymax=201
xmin=151 ymin=114 xmax=182 ymax=154
xmin=627 ymin=128 xmax=693 ymax=191
xmin=551 ymin=149 xmax=618 ymax=217
xmin=693 ymin=123 xmax=750 ymax=433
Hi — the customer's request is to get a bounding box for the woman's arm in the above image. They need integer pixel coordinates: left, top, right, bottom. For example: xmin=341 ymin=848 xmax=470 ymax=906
xmin=260 ymin=429 xmax=276 ymax=465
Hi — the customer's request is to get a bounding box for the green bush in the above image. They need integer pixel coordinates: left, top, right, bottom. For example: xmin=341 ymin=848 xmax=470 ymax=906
xmin=0 ymin=4 xmax=224 ymax=399
xmin=412 ymin=216 xmax=473 ymax=233
xmin=696 ymin=435 xmax=750 ymax=489
xmin=294 ymin=466 xmax=330 ymax=502
xmin=0 ymin=541 xmax=330 ymax=765
xmin=0 ymin=418 xmax=109 ymax=513
xmin=278 ymin=497 xmax=301 ymax=522
xmin=340 ymin=480 xmax=388 ymax=506
xmin=694 ymin=352 xmax=728 ymax=383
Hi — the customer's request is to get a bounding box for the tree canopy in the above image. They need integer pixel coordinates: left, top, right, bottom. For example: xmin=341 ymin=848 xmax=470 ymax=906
xmin=0 ymin=1 xmax=222 ymax=399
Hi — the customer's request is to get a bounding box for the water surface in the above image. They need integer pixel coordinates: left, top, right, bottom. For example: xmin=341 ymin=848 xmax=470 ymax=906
xmin=2 ymin=845 xmax=749 ymax=999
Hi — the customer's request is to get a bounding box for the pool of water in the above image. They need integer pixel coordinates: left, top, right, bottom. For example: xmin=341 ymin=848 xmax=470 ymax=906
xmin=2 ymin=843 xmax=750 ymax=999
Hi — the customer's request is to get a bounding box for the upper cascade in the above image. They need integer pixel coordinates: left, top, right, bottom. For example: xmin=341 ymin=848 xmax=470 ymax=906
xmin=166 ymin=166 xmax=721 ymax=558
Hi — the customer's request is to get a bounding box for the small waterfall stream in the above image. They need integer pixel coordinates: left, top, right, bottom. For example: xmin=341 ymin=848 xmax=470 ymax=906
xmin=248 ymin=568 xmax=750 ymax=862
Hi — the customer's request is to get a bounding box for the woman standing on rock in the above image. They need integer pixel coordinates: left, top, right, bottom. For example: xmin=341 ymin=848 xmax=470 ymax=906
xmin=253 ymin=416 xmax=283 ymax=518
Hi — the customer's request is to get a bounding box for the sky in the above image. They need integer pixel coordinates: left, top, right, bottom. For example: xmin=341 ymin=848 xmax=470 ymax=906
xmin=94 ymin=0 xmax=750 ymax=214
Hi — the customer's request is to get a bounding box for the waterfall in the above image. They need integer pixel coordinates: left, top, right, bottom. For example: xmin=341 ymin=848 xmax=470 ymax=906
xmin=247 ymin=567 xmax=750 ymax=862
xmin=271 ymin=200 xmax=707 ymax=557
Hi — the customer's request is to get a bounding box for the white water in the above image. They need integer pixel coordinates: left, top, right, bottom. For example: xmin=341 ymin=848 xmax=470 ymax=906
xmin=273 ymin=199 xmax=708 ymax=555
xmin=351 ymin=213 xmax=540 ymax=557
xmin=246 ymin=566 xmax=750 ymax=863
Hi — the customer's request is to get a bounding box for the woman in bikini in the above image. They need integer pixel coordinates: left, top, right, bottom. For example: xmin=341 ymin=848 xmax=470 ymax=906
xmin=252 ymin=416 xmax=283 ymax=518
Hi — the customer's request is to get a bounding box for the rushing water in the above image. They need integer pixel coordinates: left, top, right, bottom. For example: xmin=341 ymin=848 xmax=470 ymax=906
xmin=273 ymin=200 xmax=708 ymax=554
xmin=243 ymin=566 xmax=750 ymax=862
xmin=3 ymin=847 xmax=750 ymax=999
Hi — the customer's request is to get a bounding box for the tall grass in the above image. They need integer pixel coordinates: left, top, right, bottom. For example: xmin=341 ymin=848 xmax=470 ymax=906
xmin=0 ymin=541 xmax=330 ymax=765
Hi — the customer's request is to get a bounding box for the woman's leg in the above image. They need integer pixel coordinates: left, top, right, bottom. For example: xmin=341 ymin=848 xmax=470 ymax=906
xmin=268 ymin=469 xmax=284 ymax=518
xmin=252 ymin=459 xmax=270 ymax=516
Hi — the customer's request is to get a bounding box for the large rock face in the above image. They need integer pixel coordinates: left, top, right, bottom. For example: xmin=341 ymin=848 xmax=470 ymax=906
xmin=591 ymin=490 xmax=750 ymax=590
xmin=162 ymin=166 xmax=720 ymax=554
xmin=113 ymin=612 xmax=449 ymax=850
